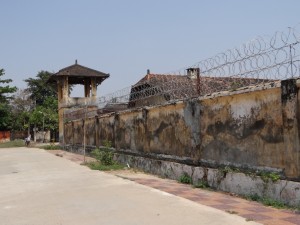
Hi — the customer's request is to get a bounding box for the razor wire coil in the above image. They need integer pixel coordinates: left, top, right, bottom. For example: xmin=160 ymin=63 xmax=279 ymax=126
xmin=65 ymin=24 xmax=300 ymax=120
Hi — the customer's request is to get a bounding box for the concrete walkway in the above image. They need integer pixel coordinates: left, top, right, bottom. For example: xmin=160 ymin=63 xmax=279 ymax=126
xmin=48 ymin=149 xmax=300 ymax=225
xmin=0 ymin=148 xmax=259 ymax=225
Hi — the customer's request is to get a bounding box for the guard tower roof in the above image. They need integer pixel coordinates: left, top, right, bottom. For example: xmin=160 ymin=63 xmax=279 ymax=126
xmin=48 ymin=60 xmax=109 ymax=85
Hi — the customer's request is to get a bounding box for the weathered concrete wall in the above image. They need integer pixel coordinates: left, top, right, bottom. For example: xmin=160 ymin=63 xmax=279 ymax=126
xmin=64 ymin=122 xmax=72 ymax=145
xmin=64 ymin=79 xmax=300 ymax=180
xmin=200 ymin=87 xmax=285 ymax=172
xmin=85 ymin=117 xmax=96 ymax=146
xmin=98 ymin=114 xmax=115 ymax=147
xmin=35 ymin=131 xmax=51 ymax=142
xmin=115 ymin=153 xmax=300 ymax=207
xmin=113 ymin=102 xmax=201 ymax=159
xmin=73 ymin=120 xmax=84 ymax=145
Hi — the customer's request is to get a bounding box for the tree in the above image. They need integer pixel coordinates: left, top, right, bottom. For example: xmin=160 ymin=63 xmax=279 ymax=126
xmin=30 ymin=97 xmax=58 ymax=131
xmin=0 ymin=69 xmax=17 ymax=130
xmin=0 ymin=103 xmax=12 ymax=130
xmin=24 ymin=71 xmax=58 ymax=141
xmin=10 ymin=89 xmax=33 ymax=131
xmin=24 ymin=71 xmax=57 ymax=105
xmin=0 ymin=69 xmax=17 ymax=103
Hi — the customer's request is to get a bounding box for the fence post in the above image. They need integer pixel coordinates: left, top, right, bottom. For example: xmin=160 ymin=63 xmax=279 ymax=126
xmin=196 ymin=68 xmax=201 ymax=96
xmin=95 ymin=115 xmax=99 ymax=148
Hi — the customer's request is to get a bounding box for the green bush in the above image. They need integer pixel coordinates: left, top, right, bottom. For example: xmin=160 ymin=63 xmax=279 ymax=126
xmin=91 ymin=148 xmax=114 ymax=166
xmin=257 ymin=171 xmax=281 ymax=182
xmin=101 ymin=150 xmax=113 ymax=166
xmin=91 ymin=140 xmax=114 ymax=166
xmin=178 ymin=173 xmax=192 ymax=184
xmin=261 ymin=197 xmax=285 ymax=208
xmin=88 ymin=140 xmax=125 ymax=171
xmin=268 ymin=172 xmax=281 ymax=182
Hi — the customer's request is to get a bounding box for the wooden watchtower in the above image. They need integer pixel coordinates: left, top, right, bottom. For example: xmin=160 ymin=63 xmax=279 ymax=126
xmin=48 ymin=60 xmax=109 ymax=143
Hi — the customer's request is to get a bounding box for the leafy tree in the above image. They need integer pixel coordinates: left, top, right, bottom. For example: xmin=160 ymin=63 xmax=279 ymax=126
xmin=0 ymin=103 xmax=12 ymax=130
xmin=0 ymin=69 xmax=17 ymax=103
xmin=30 ymin=97 xmax=58 ymax=132
xmin=10 ymin=89 xmax=33 ymax=131
xmin=0 ymin=69 xmax=17 ymax=130
xmin=24 ymin=71 xmax=58 ymax=140
xmin=24 ymin=71 xmax=57 ymax=105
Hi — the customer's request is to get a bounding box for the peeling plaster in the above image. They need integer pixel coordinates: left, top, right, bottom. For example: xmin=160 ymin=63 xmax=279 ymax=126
xmin=230 ymin=100 xmax=260 ymax=120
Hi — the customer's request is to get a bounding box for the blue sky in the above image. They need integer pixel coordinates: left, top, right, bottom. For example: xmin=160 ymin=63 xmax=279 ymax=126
xmin=1 ymin=0 xmax=299 ymax=96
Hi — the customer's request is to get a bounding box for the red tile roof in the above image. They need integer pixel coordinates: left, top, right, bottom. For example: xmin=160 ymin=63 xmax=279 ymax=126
xmin=129 ymin=73 xmax=274 ymax=107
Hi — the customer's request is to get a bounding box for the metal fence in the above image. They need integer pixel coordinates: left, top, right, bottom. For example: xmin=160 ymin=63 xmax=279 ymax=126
xmin=66 ymin=24 xmax=300 ymax=120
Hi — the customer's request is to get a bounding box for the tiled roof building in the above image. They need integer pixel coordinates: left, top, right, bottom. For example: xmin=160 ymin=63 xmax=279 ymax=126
xmin=129 ymin=68 xmax=273 ymax=108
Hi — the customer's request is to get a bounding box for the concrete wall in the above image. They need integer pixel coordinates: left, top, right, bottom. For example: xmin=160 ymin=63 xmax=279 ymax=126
xmin=64 ymin=79 xmax=300 ymax=180
xmin=35 ymin=131 xmax=51 ymax=142
xmin=115 ymin=153 xmax=300 ymax=207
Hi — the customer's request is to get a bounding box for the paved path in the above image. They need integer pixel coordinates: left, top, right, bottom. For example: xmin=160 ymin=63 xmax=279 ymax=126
xmin=0 ymin=148 xmax=259 ymax=225
xmin=48 ymin=150 xmax=300 ymax=225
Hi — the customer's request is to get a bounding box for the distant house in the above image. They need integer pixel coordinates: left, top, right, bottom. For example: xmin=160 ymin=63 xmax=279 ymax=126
xmin=128 ymin=68 xmax=273 ymax=108
xmin=128 ymin=68 xmax=200 ymax=108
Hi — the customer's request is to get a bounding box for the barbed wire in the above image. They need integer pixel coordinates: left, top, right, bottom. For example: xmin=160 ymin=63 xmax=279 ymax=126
xmin=65 ymin=24 xmax=300 ymax=120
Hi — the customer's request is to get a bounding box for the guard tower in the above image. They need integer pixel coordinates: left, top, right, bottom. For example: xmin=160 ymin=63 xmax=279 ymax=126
xmin=48 ymin=60 xmax=109 ymax=143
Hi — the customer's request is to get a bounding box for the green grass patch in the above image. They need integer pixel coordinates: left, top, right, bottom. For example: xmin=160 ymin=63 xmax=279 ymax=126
xmin=85 ymin=161 xmax=125 ymax=171
xmin=0 ymin=139 xmax=25 ymax=148
xmin=245 ymin=194 xmax=298 ymax=210
xmin=39 ymin=144 xmax=63 ymax=150
xmin=261 ymin=197 xmax=286 ymax=208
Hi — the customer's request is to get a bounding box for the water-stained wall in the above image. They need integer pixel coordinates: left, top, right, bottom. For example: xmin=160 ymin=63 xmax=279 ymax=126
xmin=64 ymin=79 xmax=300 ymax=180
xmin=200 ymin=87 xmax=285 ymax=170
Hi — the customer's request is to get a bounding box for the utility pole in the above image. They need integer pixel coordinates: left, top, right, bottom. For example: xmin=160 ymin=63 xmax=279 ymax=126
xmin=83 ymin=100 xmax=87 ymax=163
xmin=33 ymin=99 xmax=37 ymax=142
xmin=42 ymin=114 xmax=45 ymax=143
xmin=34 ymin=124 xmax=37 ymax=142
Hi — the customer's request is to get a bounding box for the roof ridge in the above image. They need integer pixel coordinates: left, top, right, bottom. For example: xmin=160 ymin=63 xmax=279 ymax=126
xmin=56 ymin=63 xmax=109 ymax=76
